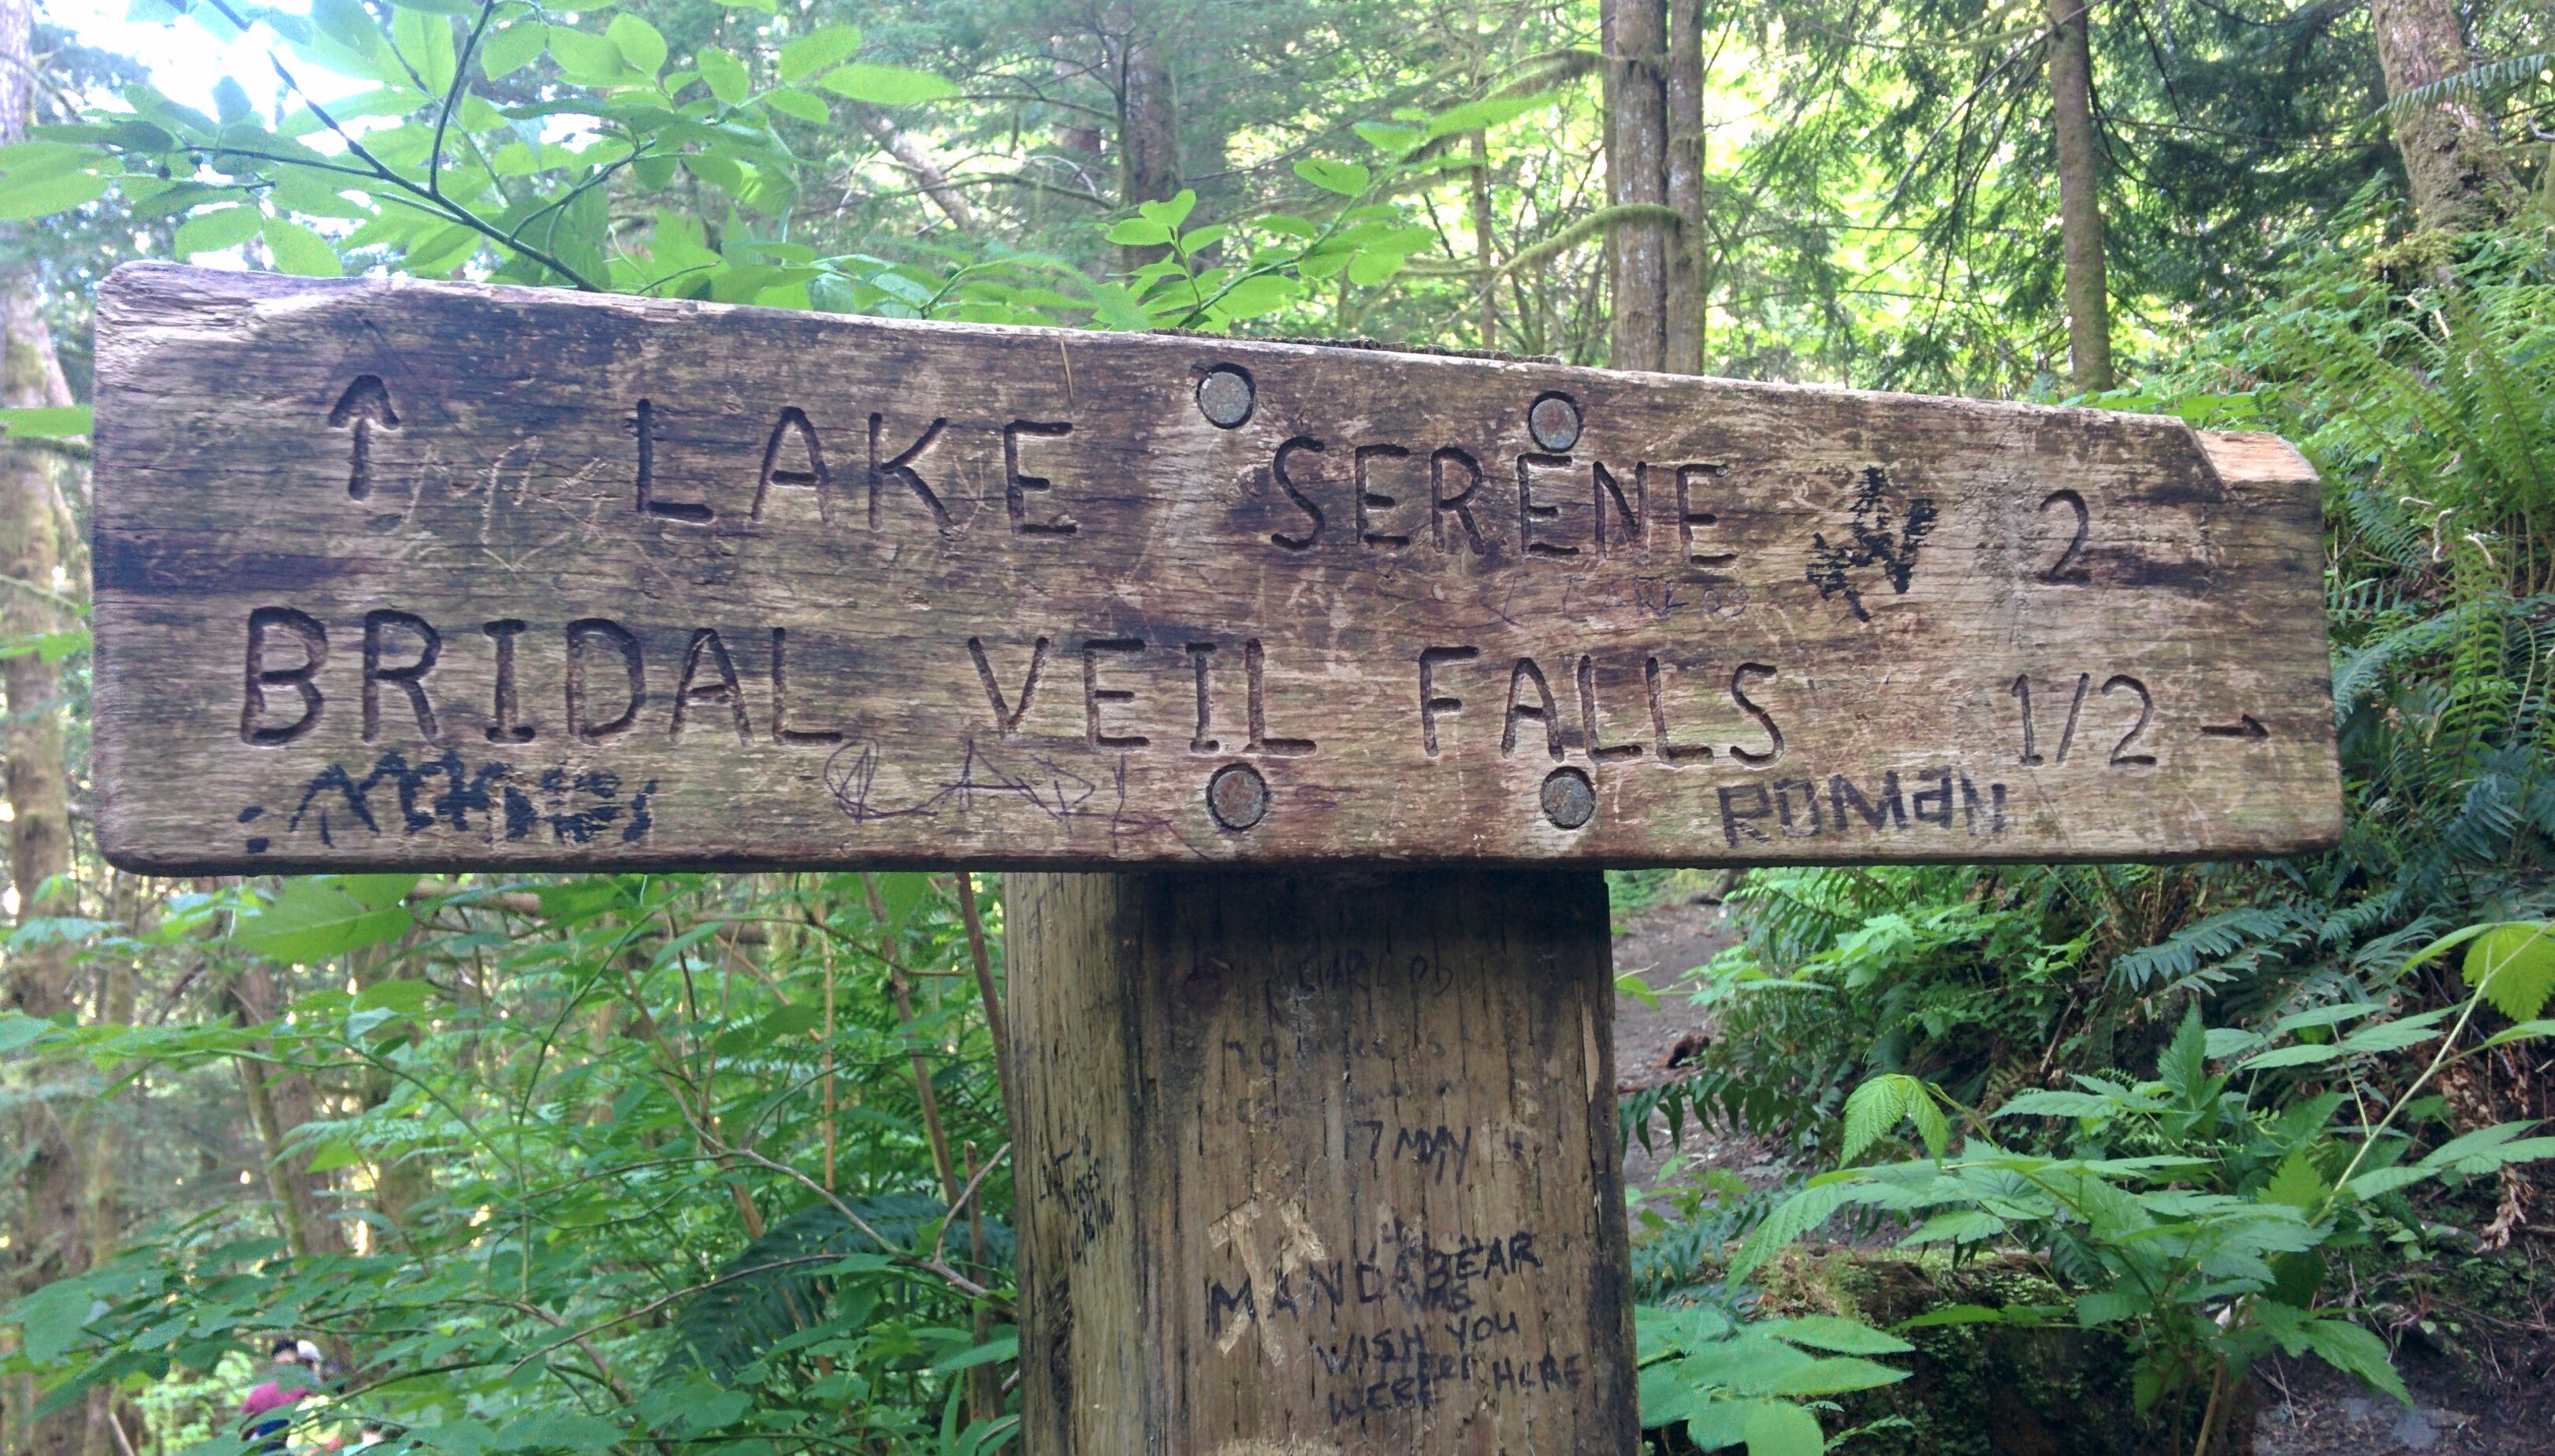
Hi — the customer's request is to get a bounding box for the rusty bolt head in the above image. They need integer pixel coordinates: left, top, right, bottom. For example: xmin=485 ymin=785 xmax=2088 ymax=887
xmin=1197 ymin=366 xmax=1255 ymax=429
xmin=1207 ymin=763 xmax=1270 ymax=831
xmin=1540 ymin=767 xmax=1595 ymax=830
xmin=1528 ymin=392 xmax=1582 ymax=452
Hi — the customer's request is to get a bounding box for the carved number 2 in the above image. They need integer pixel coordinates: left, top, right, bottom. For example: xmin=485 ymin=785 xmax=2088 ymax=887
xmin=2038 ymin=490 xmax=2090 ymax=584
xmin=2011 ymin=671 xmax=2155 ymax=767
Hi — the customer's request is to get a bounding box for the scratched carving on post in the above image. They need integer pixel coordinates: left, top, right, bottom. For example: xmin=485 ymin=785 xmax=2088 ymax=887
xmin=1175 ymin=930 xmax=1608 ymax=1431
xmin=91 ymin=266 xmax=2340 ymax=872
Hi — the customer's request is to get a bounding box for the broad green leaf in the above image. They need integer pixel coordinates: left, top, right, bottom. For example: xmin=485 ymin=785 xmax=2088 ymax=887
xmin=2297 ymin=1318 xmax=2408 ymax=1403
xmin=478 ymin=21 xmax=546 ymax=79
xmin=1754 ymin=1316 xmax=1912 ymax=1356
xmin=1346 ymin=245 xmax=1410 ymax=286
xmin=212 ymin=76 xmax=253 ymax=124
xmin=232 ymin=878 xmax=415 ymax=963
xmin=1994 ymin=1090 xmax=2129 ymax=1117
xmin=0 ymin=407 xmax=90 ymax=439
xmin=261 ymin=217 xmax=343 ymax=277
xmin=1422 ymin=91 xmax=1557 ymax=140
xmin=1742 ymin=1400 xmax=1826 ymax=1456
xmin=2074 ymin=1290 xmax=2143 ymax=1326
xmin=817 ymin=64 xmax=958 ymax=106
xmin=2464 ymin=922 xmax=2555 ymax=1022
xmin=2480 ymin=1018 xmax=2555 ymax=1049
xmin=394 ymin=5 xmax=460 ymax=94
xmin=928 ymin=1334 xmax=1017 ymax=1374
xmin=1686 ymin=1398 xmax=1763 ymax=1451
xmin=354 ymin=977 xmax=433 ymax=1015
xmin=0 ymin=168 xmax=105 ymax=221
xmin=1891 ymin=1303 xmax=2008 ymax=1331
xmin=174 ymin=204 xmax=265 ymax=258
xmin=0 ymin=1012 xmax=50 ymax=1053
xmin=1840 ymin=1075 xmax=1921 ymax=1164
xmin=765 ymin=88 xmax=830 ymax=123
xmin=1104 ymin=217 xmax=1173 ymax=247
xmin=1354 ymin=120 xmax=1424 ymax=154
xmin=1637 ymin=1361 xmax=1694 ymax=1427
xmin=2334 ymin=1018 xmax=2447 ymax=1054
xmin=1207 ymin=272 xmax=1299 ymax=321
xmin=2263 ymin=1147 xmax=2327 ymax=1209
xmin=1765 ymin=1354 xmax=1906 ymax=1397
xmin=1895 ymin=1209 xmax=2003 ymax=1246
xmin=606 ymin=14 xmax=668 ymax=78
xmin=1294 ymin=158 xmax=1370 ymax=195
xmin=697 ymin=46 xmax=750 ymax=104
xmin=2158 ymin=1002 xmax=2209 ymax=1101
xmin=2204 ymin=1027 xmax=2264 ymax=1058
xmin=493 ymin=1412 xmax=623 ymax=1452
xmin=2271 ymin=1001 xmax=2384 ymax=1035
xmin=305 ymin=1140 xmax=363 ymax=1172
xmin=13 ymin=1280 xmax=91 ymax=1365
xmin=546 ymin=25 xmax=634 ymax=86
xmin=777 ymin=23 xmax=861 ymax=84
xmin=1136 ymin=189 xmax=1196 ymax=228
xmin=2237 ymin=1042 xmax=2345 ymax=1071
xmin=2344 ymin=1165 xmax=2429 ymax=1199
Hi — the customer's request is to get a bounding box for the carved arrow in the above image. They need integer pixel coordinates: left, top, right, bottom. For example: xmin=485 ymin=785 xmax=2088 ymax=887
xmin=2199 ymin=714 xmax=2268 ymax=741
xmin=327 ymin=374 xmax=399 ymax=500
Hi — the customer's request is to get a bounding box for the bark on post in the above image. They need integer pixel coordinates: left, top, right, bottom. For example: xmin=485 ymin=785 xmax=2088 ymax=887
xmin=1006 ymin=871 xmax=1637 ymax=1455
xmin=1601 ymin=0 xmax=1670 ymax=373
xmin=2046 ymin=0 xmax=2112 ymax=394
xmin=1663 ymin=0 xmax=1707 ymax=377
xmin=2367 ymin=0 xmax=2518 ymax=231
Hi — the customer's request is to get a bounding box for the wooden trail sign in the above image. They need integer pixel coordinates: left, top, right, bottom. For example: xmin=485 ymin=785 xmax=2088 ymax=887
xmin=93 ymin=263 xmax=2339 ymax=874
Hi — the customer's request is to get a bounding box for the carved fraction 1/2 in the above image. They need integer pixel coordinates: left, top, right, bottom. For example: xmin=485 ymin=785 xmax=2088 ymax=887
xmin=2010 ymin=671 xmax=2156 ymax=766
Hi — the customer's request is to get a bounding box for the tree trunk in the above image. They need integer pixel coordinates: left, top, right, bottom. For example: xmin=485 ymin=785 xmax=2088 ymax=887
xmin=1471 ymin=131 xmax=1497 ymax=351
xmin=2046 ymin=0 xmax=2113 ymax=394
xmin=77 ymin=878 xmax=135 ymax=1456
xmin=857 ymin=113 xmax=980 ymax=232
xmin=0 ymin=0 xmax=87 ymax=1445
xmin=2367 ymin=0 xmax=2518 ymax=231
xmin=1601 ymin=0 xmax=1669 ymax=373
xmin=349 ymin=945 xmax=433 ymax=1242
xmin=1006 ymin=871 xmax=1638 ymax=1455
xmin=1663 ymin=0 xmax=1706 ymax=376
xmin=226 ymin=964 xmax=343 ymax=1257
xmin=1114 ymin=7 xmax=1182 ymax=270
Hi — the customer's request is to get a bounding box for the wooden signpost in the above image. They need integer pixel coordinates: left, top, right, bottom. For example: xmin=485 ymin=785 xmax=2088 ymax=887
xmin=91 ymin=262 xmax=2341 ymax=1455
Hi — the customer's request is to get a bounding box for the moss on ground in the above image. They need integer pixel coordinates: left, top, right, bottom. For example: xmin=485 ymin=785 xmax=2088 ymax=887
xmin=1750 ymin=1250 xmax=2148 ymax=1456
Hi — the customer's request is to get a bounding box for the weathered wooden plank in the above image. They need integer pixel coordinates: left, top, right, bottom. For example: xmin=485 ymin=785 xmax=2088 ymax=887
xmin=1005 ymin=870 xmax=1635 ymax=1454
xmin=92 ymin=262 xmax=2341 ymax=871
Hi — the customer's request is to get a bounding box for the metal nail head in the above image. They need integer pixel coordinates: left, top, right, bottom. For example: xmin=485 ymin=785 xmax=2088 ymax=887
xmin=1207 ymin=763 xmax=1270 ymax=831
xmin=1540 ymin=767 xmax=1595 ymax=830
xmin=1528 ymin=392 xmax=1582 ymax=452
xmin=1197 ymin=366 xmax=1255 ymax=429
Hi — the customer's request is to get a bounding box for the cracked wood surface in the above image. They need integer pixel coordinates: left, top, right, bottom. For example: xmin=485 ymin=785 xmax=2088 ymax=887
xmin=93 ymin=262 xmax=2339 ymax=871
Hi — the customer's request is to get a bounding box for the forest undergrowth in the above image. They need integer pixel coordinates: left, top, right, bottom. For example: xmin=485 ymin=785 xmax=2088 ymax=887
xmin=0 ymin=0 xmax=2549 ymax=1454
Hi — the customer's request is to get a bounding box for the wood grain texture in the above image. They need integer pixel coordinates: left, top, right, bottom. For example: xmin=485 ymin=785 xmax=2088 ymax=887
xmin=1004 ymin=870 xmax=1635 ymax=1456
xmin=92 ymin=262 xmax=2341 ymax=871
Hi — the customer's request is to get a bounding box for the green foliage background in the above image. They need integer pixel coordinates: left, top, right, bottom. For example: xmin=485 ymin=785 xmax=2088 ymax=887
xmin=0 ymin=0 xmax=2549 ymax=1452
